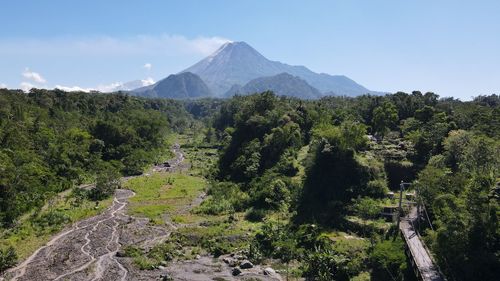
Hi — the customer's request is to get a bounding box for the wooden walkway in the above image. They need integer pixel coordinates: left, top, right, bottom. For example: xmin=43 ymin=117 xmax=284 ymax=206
xmin=399 ymin=208 xmax=445 ymax=281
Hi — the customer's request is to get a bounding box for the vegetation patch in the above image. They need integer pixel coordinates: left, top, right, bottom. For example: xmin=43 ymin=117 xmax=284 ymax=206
xmin=0 ymin=189 xmax=113 ymax=260
xmin=125 ymin=172 xmax=206 ymax=224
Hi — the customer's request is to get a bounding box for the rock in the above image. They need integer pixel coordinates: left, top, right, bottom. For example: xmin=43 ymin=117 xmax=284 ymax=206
xmin=232 ymin=267 xmax=242 ymax=276
xmin=195 ymin=254 xmax=201 ymax=259
xmin=160 ymin=274 xmax=172 ymax=281
xmin=115 ymin=251 xmax=126 ymax=257
xmin=263 ymin=267 xmax=276 ymax=275
xmin=233 ymin=254 xmax=246 ymax=260
xmin=240 ymin=260 xmax=254 ymax=269
xmin=228 ymin=259 xmax=238 ymax=267
xmin=222 ymin=257 xmax=238 ymax=267
xmin=160 ymin=260 xmax=168 ymax=266
xmin=158 ymin=265 xmax=166 ymax=270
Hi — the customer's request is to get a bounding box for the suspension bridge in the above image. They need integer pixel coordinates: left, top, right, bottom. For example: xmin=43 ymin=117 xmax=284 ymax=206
xmin=396 ymin=182 xmax=446 ymax=281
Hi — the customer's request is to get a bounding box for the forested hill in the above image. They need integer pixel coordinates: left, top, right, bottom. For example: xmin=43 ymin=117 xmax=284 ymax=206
xmin=0 ymin=89 xmax=198 ymax=225
xmin=200 ymin=91 xmax=499 ymax=280
xmin=0 ymin=89 xmax=498 ymax=280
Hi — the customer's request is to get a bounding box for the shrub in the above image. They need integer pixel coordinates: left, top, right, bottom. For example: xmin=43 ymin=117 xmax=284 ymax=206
xmin=302 ymin=247 xmax=350 ymax=281
xmin=88 ymin=168 xmax=121 ymax=201
xmin=133 ymin=256 xmax=157 ymax=270
xmin=370 ymin=238 xmax=407 ymax=280
xmin=121 ymin=245 xmax=142 ymax=258
xmin=195 ymin=197 xmax=234 ymax=215
xmin=352 ymin=197 xmax=382 ymax=220
xmin=32 ymin=210 xmax=70 ymax=233
xmin=245 ymin=208 xmax=267 ymax=222
xmin=203 ymin=238 xmax=232 ymax=257
xmin=366 ymin=179 xmax=389 ymax=197
xmin=195 ymin=181 xmax=248 ymax=215
xmin=0 ymin=246 xmax=17 ymax=272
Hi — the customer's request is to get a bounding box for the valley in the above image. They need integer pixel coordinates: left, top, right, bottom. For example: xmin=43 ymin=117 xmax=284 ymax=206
xmin=0 ymin=89 xmax=498 ymax=281
xmin=1 ymin=143 xmax=282 ymax=281
xmin=1 ymin=2 xmax=499 ymax=281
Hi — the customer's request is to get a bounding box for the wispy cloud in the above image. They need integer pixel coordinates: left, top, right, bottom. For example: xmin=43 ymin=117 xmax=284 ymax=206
xmin=22 ymin=68 xmax=46 ymax=83
xmin=0 ymin=34 xmax=230 ymax=57
xmin=20 ymin=82 xmax=36 ymax=92
xmin=55 ymin=77 xmax=155 ymax=93
xmin=141 ymin=77 xmax=155 ymax=86
xmin=0 ymin=83 xmax=7 ymax=88
xmin=143 ymin=63 xmax=152 ymax=70
xmin=55 ymin=85 xmax=94 ymax=92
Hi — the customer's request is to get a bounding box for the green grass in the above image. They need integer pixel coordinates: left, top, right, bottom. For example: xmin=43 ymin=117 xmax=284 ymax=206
xmin=124 ymin=172 xmax=206 ymax=224
xmin=173 ymin=213 xmax=260 ymax=257
xmin=183 ymin=146 xmax=219 ymax=175
xmin=292 ymin=145 xmax=309 ymax=184
xmin=0 ymin=191 xmax=113 ymax=260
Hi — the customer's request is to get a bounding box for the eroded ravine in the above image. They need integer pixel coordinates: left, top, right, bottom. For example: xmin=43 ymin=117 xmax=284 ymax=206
xmin=2 ymin=189 xmax=137 ymax=281
xmin=1 ymin=144 xmax=282 ymax=281
xmin=1 ymin=144 xmax=184 ymax=281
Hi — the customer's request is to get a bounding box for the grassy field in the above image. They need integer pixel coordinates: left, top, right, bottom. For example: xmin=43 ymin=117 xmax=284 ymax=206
xmin=292 ymin=145 xmax=310 ymax=184
xmin=124 ymin=172 xmax=207 ymax=224
xmin=0 ymin=191 xmax=113 ymax=260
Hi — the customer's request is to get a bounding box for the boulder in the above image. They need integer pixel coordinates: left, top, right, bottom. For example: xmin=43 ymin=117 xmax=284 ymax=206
xmin=240 ymin=260 xmax=254 ymax=269
xmin=232 ymin=267 xmax=242 ymax=276
xmin=263 ymin=267 xmax=276 ymax=276
xmin=115 ymin=251 xmax=126 ymax=257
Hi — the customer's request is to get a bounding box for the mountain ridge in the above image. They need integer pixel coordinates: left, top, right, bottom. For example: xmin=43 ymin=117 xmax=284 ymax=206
xmin=225 ymin=72 xmax=322 ymax=99
xmin=182 ymin=41 xmax=376 ymax=97
xmin=133 ymin=72 xmax=213 ymax=99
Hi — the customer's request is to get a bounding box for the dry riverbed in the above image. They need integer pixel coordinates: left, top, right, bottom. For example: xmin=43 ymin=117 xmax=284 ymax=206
xmin=1 ymin=144 xmax=282 ymax=281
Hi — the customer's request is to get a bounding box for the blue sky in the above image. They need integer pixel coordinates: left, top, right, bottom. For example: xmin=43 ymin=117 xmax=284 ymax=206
xmin=1 ymin=0 xmax=499 ymax=99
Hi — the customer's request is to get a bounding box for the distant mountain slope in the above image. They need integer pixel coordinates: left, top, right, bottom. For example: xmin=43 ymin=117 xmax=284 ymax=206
xmin=133 ymin=72 xmax=213 ymax=99
xmin=182 ymin=41 xmax=374 ymax=97
xmin=225 ymin=73 xmax=322 ymax=99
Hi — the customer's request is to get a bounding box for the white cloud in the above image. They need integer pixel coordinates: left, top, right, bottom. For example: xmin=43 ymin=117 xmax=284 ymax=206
xmin=22 ymin=68 xmax=47 ymax=83
xmin=141 ymin=77 xmax=155 ymax=86
xmin=0 ymin=34 xmax=231 ymax=57
xmin=55 ymin=82 xmax=122 ymax=92
xmin=0 ymin=83 xmax=7 ymax=88
xmin=96 ymin=82 xmax=123 ymax=92
xmin=55 ymin=85 xmax=94 ymax=92
xmin=143 ymin=63 xmax=152 ymax=70
xmin=55 ymin=80 xmax=153 ymax=93
xmin=20 ymin=82 xmax=36 ymax=92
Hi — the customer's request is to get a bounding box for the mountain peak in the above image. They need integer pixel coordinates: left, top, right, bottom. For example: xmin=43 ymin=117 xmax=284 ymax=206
xmin=217 ymin=41 xmax=252 ymax=50
xmin=181 ymin=41 xmax=374 ymax=97
xmin=208 ymin=41 xmax=263 ymax=60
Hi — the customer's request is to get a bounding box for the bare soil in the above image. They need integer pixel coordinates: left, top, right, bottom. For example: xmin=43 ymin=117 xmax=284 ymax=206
xmin=1 ymin=144 xmax=282 ymax=281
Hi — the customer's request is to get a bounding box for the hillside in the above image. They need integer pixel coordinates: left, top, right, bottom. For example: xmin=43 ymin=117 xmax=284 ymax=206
xmin=224 ymin=72 xmax=322 ymax=99
xmin=0 ymin=89 xmax=498 ymax=281
xmin=133 ymin=72 xmax=213 ymax=99
xmin=182 ymin=41 xmax=375 ymax=97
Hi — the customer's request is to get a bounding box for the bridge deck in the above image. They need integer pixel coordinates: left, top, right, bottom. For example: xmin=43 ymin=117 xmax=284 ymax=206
xmin=400 ymin=209 xmax=445 ymax=281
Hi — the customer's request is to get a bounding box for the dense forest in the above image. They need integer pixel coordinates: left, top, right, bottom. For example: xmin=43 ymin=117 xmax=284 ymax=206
xmin=0 ymin=89 xmax=200 ymax=226
xmin=197 ymin=91 xmax=499 ymax=280
xmin=0 ymin=89 xmax=498 ymax=280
